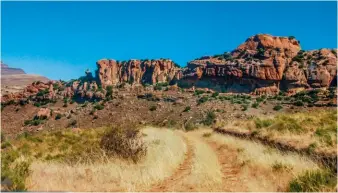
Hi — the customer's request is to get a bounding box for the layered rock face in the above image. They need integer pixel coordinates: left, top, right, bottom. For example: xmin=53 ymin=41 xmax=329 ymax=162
xmin=179 ymin=34 xmax=337 ymax=95
xmin=96 ymin=59 xmax=182 ymax=88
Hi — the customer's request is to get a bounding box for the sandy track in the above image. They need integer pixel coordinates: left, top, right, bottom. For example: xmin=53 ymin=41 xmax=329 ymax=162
xmin=207 ymin=141 xmax=245 ymax=192
xmin=148 ymin=136 xmax=195 ymax=192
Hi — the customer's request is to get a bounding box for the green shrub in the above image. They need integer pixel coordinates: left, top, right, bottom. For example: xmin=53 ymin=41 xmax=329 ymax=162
xmin=34 ymin=102 xmax=41 ymax=107
xmin=183 ymin=106 xmax=191 ymax=112
xmin=24 ymin=117 xmax=44 ymax=126
xmin=273 ymin=105 xmax=283 ymax=111
xmin=149 ymin=105 xmax=157 ymax=111
xmin=202 ymin=110 xmax=216 ymax=126
xmin=55 ymin=114 xmax=62 ymax=120
xmin=154 ymin=85 xmax=162 ymax=91
xmin=251 ymin=102 xmax=259 ymax=108
xmin=256 ymin=48 xmax=265 ymax=57
xmin=1 ymin=141 xmax=12 ymax=149
xmin=256 ymin=96 xmax=265 ymax=103
xmin=100 ymin=123 xmax=147 ymax=163
xmin=288 ymin=36 xmax=296 ymax=39
xmin=197 ymin=96 xmax=209 ymax=104
xmin=254 ymin=118 xmax=274 ymax=129
xmin=94 ymin=104 xmax=104 ymax=110
xmin=202 ymin=132 xmax=212 ymax=137
xmin=289 ymin=169 xmax=337 ymax=192
xmin=211 ymin=92 xmax=219 ymax=98
xmin=185 ymin=121 xmax=197 ymax=131
xmin=241 ymin=104 xmax=248 ymax=111
xmin=194 ymin=90 xmax=205 ymax=96
xmin=269 ymin=116 xmax=304 ymax=134
xmin=294 ymin=101 xmax=304 ymax=106
xmin=106 ymin=85 xmax=113 ymax=99
xmin=36 ymin=89 xmax=49 ymax=97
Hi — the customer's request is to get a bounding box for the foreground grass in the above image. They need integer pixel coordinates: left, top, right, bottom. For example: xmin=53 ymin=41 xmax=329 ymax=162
xmin=26 ymin=127 xmax=186 ymax=191
xmin=219 ymin=109 xmax=337 ymax=155
xmin=198 ymin=129 xmax=336 ymax=192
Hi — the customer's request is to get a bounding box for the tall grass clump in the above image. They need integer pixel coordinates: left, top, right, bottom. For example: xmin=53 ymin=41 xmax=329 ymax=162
xmin=289 ymin=169 xmax=337 ymax=192
xmin=100 ymin=123 xmax=147 ymax=163
xmin=202 ymin=110 xmax=216 ymax=126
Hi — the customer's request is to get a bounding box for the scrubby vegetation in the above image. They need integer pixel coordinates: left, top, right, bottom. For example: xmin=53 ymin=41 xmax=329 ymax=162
xmin=289 ymin=169 xmax=337 ymax=192
xmin=202 ymin=110 xmax=216 ymax=126
xmin=100 ymin=123 xmax=147 ymax=163
xmin=149 ymin=105 xmax=157 ymax=111
xmin=24 ymin=116 xmax=46 ymax=126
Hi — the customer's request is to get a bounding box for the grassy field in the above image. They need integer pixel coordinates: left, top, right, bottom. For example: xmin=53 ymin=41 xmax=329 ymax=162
xmin=2 ymin=123 xmax=336 ymax=192
xmin=216 ymin=109 xmax=337 ymax=156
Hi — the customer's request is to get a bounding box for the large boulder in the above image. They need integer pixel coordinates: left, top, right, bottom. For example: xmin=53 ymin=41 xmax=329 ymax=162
xmin=37 ymin=108 xmax=51 ymax=119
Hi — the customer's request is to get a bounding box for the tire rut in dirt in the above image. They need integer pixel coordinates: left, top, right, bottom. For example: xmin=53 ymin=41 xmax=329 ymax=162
xmin=148 ymin=135 xmax=195 ymax=192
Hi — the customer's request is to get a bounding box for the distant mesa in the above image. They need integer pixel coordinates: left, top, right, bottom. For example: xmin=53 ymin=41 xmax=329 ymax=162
xmin=1 ymin=61 xmax=49 ymax=93
xmin=1 ymin=61 xmax=26 ymax=75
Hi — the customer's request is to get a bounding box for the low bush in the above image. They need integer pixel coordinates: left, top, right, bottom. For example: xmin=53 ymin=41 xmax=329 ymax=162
xmin=197 ymin=96 xmax=209 ymax=105
xmin=183 ymin=106 xmax=191 ymax=112
xmin=100 ymin=123 xmax=147 ymax=163
xmin=24 ymin=117 xmax=45 ymax=126
xmin=202 ymin=110 xmax=216 ymax=126
xmin=241 ymin=104 xmax=248 ymax=111
xmin=94 ymin=104 xmax=104 ymax=110
xmin=273 ymin=104 xmax=283 ymax=111
xmin=254 ymin=118 xmax=274 ymax=129
xmin=194 ymin=90 xmax=205 ymax=96
xmin=185 ymin=121 xmax=197 ymax=131
xmin=251 ymin=102 xmax=259 ymax=108
xmin=149 ymin=105 xmax=157 ymax=111
xmin=294 ymin=101 xmax=304 ymax=106
xmin=55 ymin=114 xmax=62 ymax=120
xmin=269 ymin=116 xmax=304 ymax=134
xmin=289 ymin=169 xmax=337 ymax=192
xmin=211 ymin=92 xmax=219 ymax=98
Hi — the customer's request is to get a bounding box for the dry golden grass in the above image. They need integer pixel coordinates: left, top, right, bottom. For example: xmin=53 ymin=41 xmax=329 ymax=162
xmin=219 ymin=109 xmax=337 ymax=155
xmin=3 ymin=124 xmax=335 ymax=192
xmin=191 ymin=129 xmax=320 ymax=192
xmin=26 ymin=127 xmax=187 ymax=191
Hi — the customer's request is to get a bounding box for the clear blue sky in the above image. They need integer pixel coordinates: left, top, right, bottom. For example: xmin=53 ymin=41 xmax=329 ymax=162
xmin=2 ymin=1 xmax=337 ymax=81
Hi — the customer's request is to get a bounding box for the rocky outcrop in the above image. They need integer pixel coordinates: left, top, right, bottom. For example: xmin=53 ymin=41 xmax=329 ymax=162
xmin=179 ymin=34 xmax=337 ymax=95
xmin=282 ymin=49 xmax=337 ymax=89
xmin=96 ymin=59 xmax=182 ymax=88
xmin=37 ymin=108 xmax=51 ymax=119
